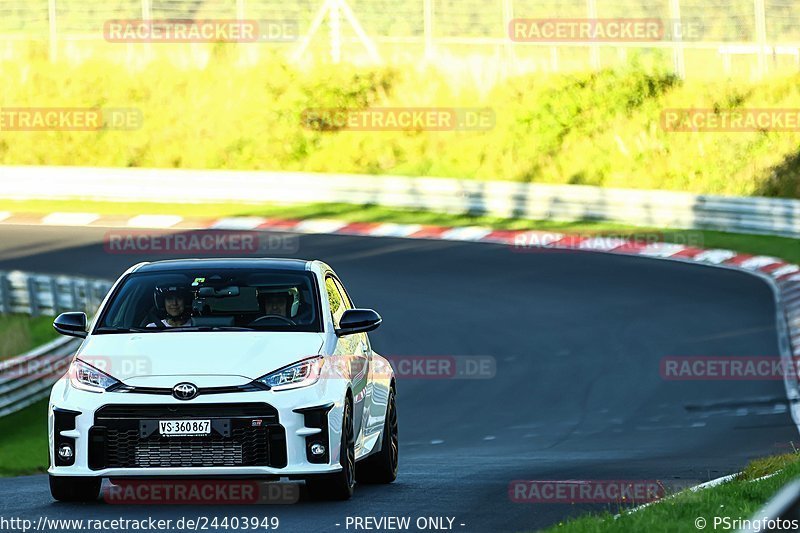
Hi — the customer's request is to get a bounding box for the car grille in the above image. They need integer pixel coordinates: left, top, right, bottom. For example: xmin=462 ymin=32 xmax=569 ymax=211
xmin=89 ymin=403 xmax=287 ymax=470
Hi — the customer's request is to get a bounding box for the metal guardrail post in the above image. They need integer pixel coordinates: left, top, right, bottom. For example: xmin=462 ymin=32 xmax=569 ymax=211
xmin=49 ymin=277 xmax=60 ymax=315
xmin=26 ymin=274 xmax=39 ymax=317
xmin=80 ymin=279 xmax=89 ymax=313
xmin=69 ymin=278 xmax=79 ymax=312
xmin=0 ymin=273 xmax=8 ymax=314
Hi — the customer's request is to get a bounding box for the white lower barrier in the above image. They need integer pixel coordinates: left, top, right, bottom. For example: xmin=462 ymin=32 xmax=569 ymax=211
xmin=2 ymin=165 xmax=800 ymax=238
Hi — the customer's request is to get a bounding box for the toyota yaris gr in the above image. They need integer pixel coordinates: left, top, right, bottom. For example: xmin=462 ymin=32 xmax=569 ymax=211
xmin=48 ymin=258 xmax=398 ymax=502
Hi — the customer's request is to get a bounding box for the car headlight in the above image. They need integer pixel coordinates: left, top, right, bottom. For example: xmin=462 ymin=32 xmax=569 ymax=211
xmin=257 ymin=357 xmax=323 ymax=391
xmin=69 ymin=359 xmax=120 ymax=393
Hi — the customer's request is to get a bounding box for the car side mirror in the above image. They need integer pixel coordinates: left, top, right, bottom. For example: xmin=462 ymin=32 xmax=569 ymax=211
xmin=53 ymin=312 xmax=88 ymax=339
xmin=336 ymin=309 xmax=382 ymax=337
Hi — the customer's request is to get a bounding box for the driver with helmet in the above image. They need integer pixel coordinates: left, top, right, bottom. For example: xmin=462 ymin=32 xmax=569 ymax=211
xmin=148 ymin=285 xmax=194 ymax=328
xmin=259 ymin=290 xmax=293 ymax=318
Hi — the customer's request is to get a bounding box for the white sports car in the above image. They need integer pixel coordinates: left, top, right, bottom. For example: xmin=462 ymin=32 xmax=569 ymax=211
xmin=48 ymin=258 xmax=398 ymax=502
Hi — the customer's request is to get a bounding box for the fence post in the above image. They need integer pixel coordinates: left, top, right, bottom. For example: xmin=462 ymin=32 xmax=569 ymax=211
xmin=141 ymin=0 xmax=152 ymax=61
xmin=502 ymin=0 xmax=514 ymax=75
xmin=670 ymin=0 xmax=686 ymax=79
xmin=329 ymin=0 xmax=342 ymax=63
xmin=423 ymin=0 xmax=434 ymax=61
xmin=48 ymin=0 xmax=57 ymax=63
xmin=587 ymin=0 xmax=600 ymax=70
xmin=754 ymin=0 xmax=767 ymax=79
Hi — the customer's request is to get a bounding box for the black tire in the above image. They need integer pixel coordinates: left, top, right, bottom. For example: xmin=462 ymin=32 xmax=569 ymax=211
xmin=306 ymin=398 xmax=355 ymax=501
xmin=49 ymin=475 xmax=101 ymax=503
xmin=356 ymin=386 xmax=398 ymax=484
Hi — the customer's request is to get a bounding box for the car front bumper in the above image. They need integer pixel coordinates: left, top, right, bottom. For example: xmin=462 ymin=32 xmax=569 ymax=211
xmin=48 ymin=376 xmax=347 ymax=478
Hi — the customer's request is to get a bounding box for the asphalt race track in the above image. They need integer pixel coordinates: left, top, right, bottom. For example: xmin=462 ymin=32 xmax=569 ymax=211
xmin=0 ymin=225 xmax=796 ymax=532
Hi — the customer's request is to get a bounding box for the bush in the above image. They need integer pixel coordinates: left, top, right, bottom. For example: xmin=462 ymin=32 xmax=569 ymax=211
xmin=2 ymin=49 xmax=800 ymax=198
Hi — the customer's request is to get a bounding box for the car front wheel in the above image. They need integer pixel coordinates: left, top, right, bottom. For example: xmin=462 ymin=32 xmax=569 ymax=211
xmin=356 ymin=386 xmax=398 ymax=484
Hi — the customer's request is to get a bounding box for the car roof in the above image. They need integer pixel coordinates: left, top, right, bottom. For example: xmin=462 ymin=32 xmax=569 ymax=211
xmin=133 ymin=258 xmax=313 ymax=273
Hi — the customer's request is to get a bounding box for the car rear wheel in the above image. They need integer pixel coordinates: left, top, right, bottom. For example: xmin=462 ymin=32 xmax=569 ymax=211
xmin=49 ymin=475 xmax=101 ymax=502
xmin=306 ymin=398 xmax=355 ymax=500
xmin=356 ymin=386 xmax=398 ymax=484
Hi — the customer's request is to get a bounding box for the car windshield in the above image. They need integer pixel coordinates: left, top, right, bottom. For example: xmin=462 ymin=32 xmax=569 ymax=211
xmin=95 ymin=269 xmax=321 ymax=333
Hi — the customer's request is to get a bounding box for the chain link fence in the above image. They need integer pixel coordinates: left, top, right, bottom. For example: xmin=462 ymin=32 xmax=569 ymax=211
xmin=1 ymin=1 xmax=799 ymax=80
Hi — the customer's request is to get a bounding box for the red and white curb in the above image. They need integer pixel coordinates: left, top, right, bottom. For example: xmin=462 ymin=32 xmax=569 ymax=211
xmin=3 ymin=210 xmax=800 ymax=422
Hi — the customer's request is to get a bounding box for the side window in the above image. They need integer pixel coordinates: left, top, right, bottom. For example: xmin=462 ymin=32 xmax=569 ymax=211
xmin=333 ymin=278 xmax=354 ymax=310
xmin=325 ymin=277 xmax=344 ymax=326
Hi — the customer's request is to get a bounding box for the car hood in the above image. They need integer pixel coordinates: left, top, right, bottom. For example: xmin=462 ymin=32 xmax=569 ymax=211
xmin=76 ymin=331 xmax=325 ymax=384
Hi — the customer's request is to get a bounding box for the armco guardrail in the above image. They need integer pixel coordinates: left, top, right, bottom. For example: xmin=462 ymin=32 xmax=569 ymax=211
xmin=0 ymin=337 xmax=81 ymax=418
xmin=0 ymin=270 xmax=112 ymax=317
xmin=740 ymin=478 xmax=800 ymax=532
xmin=2 ymin=165 xmax=799 ymax=238
xmin=0 ymin=271 xmax=113 ymax=417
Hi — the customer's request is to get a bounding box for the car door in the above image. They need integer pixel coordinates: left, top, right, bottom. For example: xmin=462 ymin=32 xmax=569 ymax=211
xmin=325 ymin=276 xmax=369 ymax=446
xmin=335 ymin=279 xmax=386 ymax=444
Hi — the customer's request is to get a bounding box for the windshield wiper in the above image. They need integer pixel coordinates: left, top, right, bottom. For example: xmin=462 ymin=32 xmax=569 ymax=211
xmin=94 ymin=327 xmax=157 ymax=334
xmin=165 ymin=326 xmax=258 ymax=332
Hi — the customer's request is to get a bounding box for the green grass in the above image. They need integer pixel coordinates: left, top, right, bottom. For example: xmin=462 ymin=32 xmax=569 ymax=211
xmin=0 ymin=400 xmax=48 ymax=477
xmin=0 ymin=314 xmax=59 ymax=476
xmin=2 ymin=198 xmax=799 ymax=264
xmin=3 ymin=53 xmax=800 ymax=197
xmin=0 ymin=314 xmax=59 ymax=361
xmin=543 ymin=453 xmax=800 ymax=533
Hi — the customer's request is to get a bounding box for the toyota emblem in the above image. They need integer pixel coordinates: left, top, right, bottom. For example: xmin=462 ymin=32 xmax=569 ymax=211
xmin=173 ymin=382 xmax=198 ymax=400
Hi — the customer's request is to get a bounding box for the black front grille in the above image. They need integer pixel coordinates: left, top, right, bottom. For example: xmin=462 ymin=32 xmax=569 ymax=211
xmin=95 ymin=403 xmax=278 ymax=422
xmin=90 ymin=404 xmax=286 ymax=470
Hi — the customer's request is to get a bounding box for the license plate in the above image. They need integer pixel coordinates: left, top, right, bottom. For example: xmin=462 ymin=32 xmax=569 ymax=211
xmin=159 ymin=419 xmax=211 ymax=437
